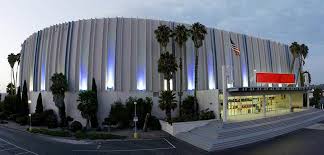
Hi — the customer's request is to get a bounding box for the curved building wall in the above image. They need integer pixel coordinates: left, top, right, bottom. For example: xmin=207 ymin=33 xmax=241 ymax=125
xmin=20 ymin=17 xmax=300 ymax=93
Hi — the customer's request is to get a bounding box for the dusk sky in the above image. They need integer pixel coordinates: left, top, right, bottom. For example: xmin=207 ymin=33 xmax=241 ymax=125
xmin=0 ymin=0 xmax=323 ymax=92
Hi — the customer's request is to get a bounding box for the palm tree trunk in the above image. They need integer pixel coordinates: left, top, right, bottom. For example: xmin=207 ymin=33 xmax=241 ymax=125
xmin=167 ymin=79 xmax=170 ymax=91
xmin=86 ymin=118 xmax=90 ymax=130
xmin=296 ymin=56 xmax=303 ymax=86
xmin=11 ymin=69 xmax=15 ymax=95
xmin=16 ymin=64 xmax=19 ymax=88
xmin=179 ymin=46 xmax=183 ymax=117
xmin=290 ymin=57 xmax=296 ymax=74
xmin=194 ymin=47 xmax=199 ymax=117
xmin=166 ymin=109 xmax=171 ymax=122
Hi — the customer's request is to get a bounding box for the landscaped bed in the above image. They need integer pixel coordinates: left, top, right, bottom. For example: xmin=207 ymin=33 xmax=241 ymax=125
xmin=27 ymin=128 xmax=126 ymax=140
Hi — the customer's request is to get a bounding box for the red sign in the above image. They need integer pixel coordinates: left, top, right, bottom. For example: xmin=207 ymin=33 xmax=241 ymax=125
xmin=256 ymin=72 xmax=295 ymax=84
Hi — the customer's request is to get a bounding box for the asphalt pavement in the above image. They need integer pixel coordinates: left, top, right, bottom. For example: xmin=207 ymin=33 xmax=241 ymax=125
xmin=1 ymin=124 xmax=324 ymax=155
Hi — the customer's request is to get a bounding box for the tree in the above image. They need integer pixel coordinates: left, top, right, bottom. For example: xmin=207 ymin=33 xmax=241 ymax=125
xmin=298 ymin=44 xmax=309 ymax=86
xmin=154 ymin=25 xmax=177 ymax=91
xmin=90 ymin=78 xmax=98 ymax=128
xmin=190 ymin=22 xmax=207 ymax=117
xmin=7 ymin=53 xmax=17 ymax=90
xmin=158 ymin=53 xmax=178 ymax=90
xmin=6 ymin=83 xmax=16 ymax=95
xmin=21 ymin=80 xmax=29 ymax=116
xmin=35 ymin=93 xmax=43 ymax=114
xmin=173 ymin=24 xmax=190 ymax=117
xmin=311 ymin=88 xmax=322 ymax=108
xmin=50 ymin=73 xmax=68 ymax=127
xmin=159 ymin=90 xmax=177 ymax=122
xmin=154 ymin=25 xmax=172 ymax=52
xmin=15 ymin=53 xmax=21 ymax=89
xmin=289 ymin=42 xmax=300 ymax=73
xmin=77 ymin=90 xmax=97 ymax=129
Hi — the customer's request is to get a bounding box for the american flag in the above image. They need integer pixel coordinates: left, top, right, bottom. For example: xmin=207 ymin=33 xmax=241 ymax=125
xmin=230 ymin=38 xmax=240 ymax=56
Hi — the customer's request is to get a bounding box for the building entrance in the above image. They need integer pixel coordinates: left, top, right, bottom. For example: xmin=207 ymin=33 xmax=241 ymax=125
xmin=227 ymin=94 xmax=290 ymax=117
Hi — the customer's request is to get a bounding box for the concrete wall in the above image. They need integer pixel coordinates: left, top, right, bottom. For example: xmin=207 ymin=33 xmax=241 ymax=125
xmin=196 ymin=90 xmax=219 ymax=119
xmin=28 ymin=90 xmax=219 ymax=126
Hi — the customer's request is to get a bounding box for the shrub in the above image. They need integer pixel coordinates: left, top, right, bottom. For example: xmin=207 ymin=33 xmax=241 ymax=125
xmin=66 ymin=116 xmax=74 ymax=123
xmin=3 ymin=95 xmax=17 ymax=116
xmin=102 ymin=117 xmax=109 ymax=126
xmin=43 ymin=110 xmax=58 ymax=128
xmin=148 ymin=116 xmax=161 ymax=130
xmin=74 ymin=131 xmax=125 ymax=140
xmin=31 ymin=113 xmax=43 ymax=126
xmin=181 ymin=96 xmax=196 ymax=117
xmin=125 ymin=97 xmax=153 ymax=128
xmin=158 ymin=91 xmax=177 ymax=122
xmin=35 ymin=93 xmax=43 ymax=114
xmin=9 ymin=114 xmax=19 ymax=121
xmin=108 ymin=100 xmax=128 ymax=128
xmin=21 ymin=81 xmax=29 ymax=116
xmin=28 ymin=128 xmax=71 ymax=137
xmin=70 ymin=121 xmax=83 ymax=132
xmin=0 ymin=112 xmax=7 ymax=120
xmin=77 ymin=90 xmax=97 ymax=129
xmin=90 ymin=78 xmax=99 ymax=128
xmin=199 ymin=109 xmax=215 ymax=120
xmin=15 ymin=116 xmax=28 ymax=125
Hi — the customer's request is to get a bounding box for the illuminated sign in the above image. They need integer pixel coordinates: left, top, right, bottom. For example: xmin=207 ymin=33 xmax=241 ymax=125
xmin=256 ymin=72 xmax=295 ymax=84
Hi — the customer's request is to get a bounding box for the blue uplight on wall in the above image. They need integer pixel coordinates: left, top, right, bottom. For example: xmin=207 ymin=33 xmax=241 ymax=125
xmin=106 ymin=47 xmax=115 ymax=90
xmin=187 ymin=65 xmax=195 ymax=90
xmin=207 ymin=50 xmax=215 ymax=90
xmin=41 ymin=63 xmax=46 ymax=91
xmin=79 ymin=63 xmax=87 ymax=90
xmin=242 ymin=63 xmax=249 ymax=87
xmin=137 ymin=67 xmax=146 ymax=91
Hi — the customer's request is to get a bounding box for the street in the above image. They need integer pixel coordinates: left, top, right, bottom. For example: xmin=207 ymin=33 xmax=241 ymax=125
xmin=1 ymin=124 xmax=324 ymax=155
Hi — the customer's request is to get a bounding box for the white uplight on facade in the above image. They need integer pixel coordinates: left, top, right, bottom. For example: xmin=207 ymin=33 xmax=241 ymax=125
xmin=164 ymin=79 xmax=173 ymax=90
xmin=137 ymin=77 xmax=146 ymax=91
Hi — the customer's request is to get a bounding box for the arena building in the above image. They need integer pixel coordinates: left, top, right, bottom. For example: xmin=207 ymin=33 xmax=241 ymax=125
xmin=19 ymin=17 xmax=309 ymax=124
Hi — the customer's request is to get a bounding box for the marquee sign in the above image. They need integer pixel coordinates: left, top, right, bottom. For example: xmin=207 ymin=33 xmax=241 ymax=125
xmin=256 ymin=72 xmax=295 ymax=84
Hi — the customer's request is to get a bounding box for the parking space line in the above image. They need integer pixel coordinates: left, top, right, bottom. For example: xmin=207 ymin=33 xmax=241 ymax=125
xmin=16 ymin=151 xmax=29 ymax=155
xmin=0 ymin=147 xmax=17 ymax=152
xmin=72 ymin=138 xmax=176 ymax=153
xmin=73 ymin=147 xmax=175 ymax=153
xmin=163 ymin=138 xmax=176 ymax=148
xmin=0 ymin=137 xmax=38 ymax=155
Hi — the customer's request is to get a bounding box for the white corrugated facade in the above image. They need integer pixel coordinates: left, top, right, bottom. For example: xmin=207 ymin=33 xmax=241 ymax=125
xmin=19 ymin=17 xmax=301 ymax=123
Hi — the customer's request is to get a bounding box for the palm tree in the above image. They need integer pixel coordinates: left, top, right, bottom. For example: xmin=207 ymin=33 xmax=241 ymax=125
xmin=158 ymin=90 xmax=177 ymax=122
xmin=173 ymin=25 xmax=190 ymax=116
xmin=190 ymin=22 xmax=207 ymax=117
xmin=154 ymin=25 xmax=172 ymax=52
xmin=7 ymin=53 xmax=17 ymax=90
xmin=289 ymin=42 xmax=300 ymax=73
xmin=158 ymin=53 xmax=178 ymax=91
xmin=154 ymin=24 xmax=177 ymax=91
xmin=298 ymin=44 xmax=309 ymax=86
xmin=15 ymin=53 xmax=21 ymax=87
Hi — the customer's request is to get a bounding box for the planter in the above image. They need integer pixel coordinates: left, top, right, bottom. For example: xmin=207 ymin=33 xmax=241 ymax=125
xmin=159 ymin=119 xmax=217 ymax=136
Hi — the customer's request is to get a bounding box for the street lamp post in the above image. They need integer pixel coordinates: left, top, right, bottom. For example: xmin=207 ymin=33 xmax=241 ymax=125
xmin=28 ymin=100 xmax=32 ymax=131
xmin=133 ymin=101 xmax=138 ymax=139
